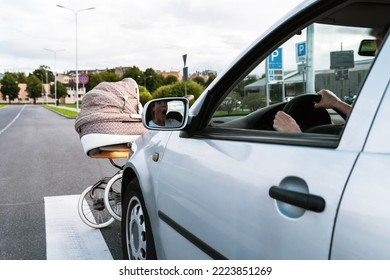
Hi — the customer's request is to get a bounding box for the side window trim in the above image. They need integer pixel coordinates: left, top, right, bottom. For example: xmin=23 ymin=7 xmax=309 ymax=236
xmin=191 ymin=127 xmax=340 ymax=149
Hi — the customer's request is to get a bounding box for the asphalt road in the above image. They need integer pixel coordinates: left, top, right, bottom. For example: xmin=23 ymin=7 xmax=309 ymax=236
xmin=0 ymin=105 xmax=124 ymax=260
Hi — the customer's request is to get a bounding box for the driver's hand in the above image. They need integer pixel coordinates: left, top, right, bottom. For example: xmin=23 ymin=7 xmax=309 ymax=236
xmin=314 ymin=89 xmax=352 ymax=117
xmin=273 ymin=111 xmax=302 ymax=133
xmin=314 ymin=89 xmax=341 ymax=109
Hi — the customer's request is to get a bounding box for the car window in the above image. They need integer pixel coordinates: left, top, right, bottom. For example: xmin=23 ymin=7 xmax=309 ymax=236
xmin=211 ymin=23 xmax=375 ymax=141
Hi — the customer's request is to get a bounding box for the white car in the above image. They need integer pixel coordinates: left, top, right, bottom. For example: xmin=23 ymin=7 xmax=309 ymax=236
xmin=121 ymin=0 xmax=390 ymax=259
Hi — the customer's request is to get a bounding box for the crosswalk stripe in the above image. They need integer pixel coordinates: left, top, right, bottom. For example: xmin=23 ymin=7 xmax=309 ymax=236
xmin=44 ymin=195 xmax=113 ymax=260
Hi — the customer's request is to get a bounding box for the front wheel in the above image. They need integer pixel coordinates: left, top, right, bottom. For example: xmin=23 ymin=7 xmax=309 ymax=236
xmin=121 ymin=179 xmax=156 ymax=260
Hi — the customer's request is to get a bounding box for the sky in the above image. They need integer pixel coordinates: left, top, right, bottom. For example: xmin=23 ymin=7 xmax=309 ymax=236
xmin=0 ymin=0 xmax=306 ymax=76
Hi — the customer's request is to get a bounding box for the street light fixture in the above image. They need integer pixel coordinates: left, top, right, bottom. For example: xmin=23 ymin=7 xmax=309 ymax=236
xmin=56 ymin=4 xmax=95 ymax=112
xmin=44 ymin=48 xmax=65 ymax=106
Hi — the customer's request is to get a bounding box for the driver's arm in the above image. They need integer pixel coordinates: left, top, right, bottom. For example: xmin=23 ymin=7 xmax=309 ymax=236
xmin=314 ymin=89 xmax=352 ymax=117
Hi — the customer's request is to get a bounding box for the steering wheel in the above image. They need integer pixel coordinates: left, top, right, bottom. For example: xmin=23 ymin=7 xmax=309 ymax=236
xmin=283 ymin=94 xmax=331 ymax=132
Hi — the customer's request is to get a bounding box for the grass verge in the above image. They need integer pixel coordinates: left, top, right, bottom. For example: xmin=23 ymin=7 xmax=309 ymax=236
xmin=42 ymin=104 xmax=78 ymax=118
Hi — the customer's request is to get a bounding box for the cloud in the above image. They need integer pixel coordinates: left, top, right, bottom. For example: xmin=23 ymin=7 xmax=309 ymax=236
xmin=0 ymin=0 xmax=305 ymax=75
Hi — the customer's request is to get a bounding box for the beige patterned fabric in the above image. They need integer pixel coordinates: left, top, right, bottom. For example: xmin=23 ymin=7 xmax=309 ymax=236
xmin=75 ymin=78 xmax=147 ymax=138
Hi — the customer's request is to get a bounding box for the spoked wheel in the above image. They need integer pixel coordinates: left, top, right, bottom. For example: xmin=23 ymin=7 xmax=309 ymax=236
xmin=122 ymin=179 xmax=156 ymax=260
xmin=78 ymin=185 xmax=115 ymax=228
xmin=104 ymin=173 xmax=122 ymax=221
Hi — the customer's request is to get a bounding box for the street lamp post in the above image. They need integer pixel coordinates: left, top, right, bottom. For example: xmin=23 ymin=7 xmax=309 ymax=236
xmin=44 ymin=48 xmax=65 ymax=106
xmin=45 ymin=71 xmax=48 ymax=105
xmin=144 ymin=75 xmax=152 ymax=88
xmin=57 ymin=4 xmax=95 ymax=112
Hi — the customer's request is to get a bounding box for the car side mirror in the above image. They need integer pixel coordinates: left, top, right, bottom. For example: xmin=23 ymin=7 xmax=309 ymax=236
xmin=142 ymin=97 xmax=189 ymax=130
xmin=358 ymin=39 xmax=377 ymax=56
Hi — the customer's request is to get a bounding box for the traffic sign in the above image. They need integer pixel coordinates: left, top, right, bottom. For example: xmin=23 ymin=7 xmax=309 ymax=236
xmin=330 ymin=50 xmax=354 ymax=69
xmin=296 ymin=41 xmax=306 ymax=62
xmin=267 ymin=48 xmax=283 ymax=83
xmin=267 ymin=48 xmax=283 ymax=69
xmin=79 ymin=73 xmax=89 ymax=85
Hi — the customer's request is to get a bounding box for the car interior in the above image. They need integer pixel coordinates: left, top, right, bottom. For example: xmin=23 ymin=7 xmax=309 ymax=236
xmin=208 ymin=0 xmax=389 ymax=141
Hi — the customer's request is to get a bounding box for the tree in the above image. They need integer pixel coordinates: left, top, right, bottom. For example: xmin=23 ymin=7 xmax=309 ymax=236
xmin=205 ymin=74 xmax=216 ymax=87
xmin=140 ymin=68 xmax=165 ymax=93
xmin=33 ymin=65 xmax=54 ymax=83
xmin=164 ymin=75 xmax=178 ymax=85
xmin=143 ymin=68 xmax=156 ymax=92
xmin=235 ymin=75 xmax=258 ymax=97
xmin=152 ymin=80 xmax=204 ymax=105
xmin=122 ymin=66 xmax=167 ymax=93
xmin=219 ymin=92 xmax=242 ymax=115
xmin=139 ymin=86 xmax=153 ymax=106
xmin=122 ymin=66 xmax=144 ymax=83
xmin=0 ymin=72 xmax=20 ymax=103
xmin=50 ymin=81 xmax=68 ymax=101
xmin=242 ymin=91 xmax=266 ymax=112
xmin=85 ymin=71 xmax=120 ymax=92
xmin=26 ymin=74 xmax=43 ymax=104
xmin=15 ymin=72 xmax=27 ymax=83
xmin=193 ymin=76 xmax=206 ymax=87
xmin=170 ymin=80 xmax=204 ymax=100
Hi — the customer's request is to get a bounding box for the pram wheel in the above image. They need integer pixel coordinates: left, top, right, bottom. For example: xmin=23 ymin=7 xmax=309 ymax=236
xmin=104 ymin=173 xmax=122 ymax=221
xmin=78 ymin=185 xmax=115 ymax=228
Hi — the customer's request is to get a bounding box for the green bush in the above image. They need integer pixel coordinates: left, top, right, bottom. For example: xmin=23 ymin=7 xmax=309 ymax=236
xmin=139 ymin=85 xmax=152 ymax=106
xmin=152 ymin=80 xmax=204 ymax=101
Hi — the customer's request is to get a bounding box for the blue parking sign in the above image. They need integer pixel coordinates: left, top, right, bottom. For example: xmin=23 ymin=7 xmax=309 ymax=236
xmin=267 ymin=48 xmax=283 ymax=69
xmin=296 ymin=41 xmax=306 ymax=62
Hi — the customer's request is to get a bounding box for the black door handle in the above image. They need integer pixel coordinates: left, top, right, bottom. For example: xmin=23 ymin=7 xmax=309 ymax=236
xmin=269 ymin=186 xmax=326 ymax=213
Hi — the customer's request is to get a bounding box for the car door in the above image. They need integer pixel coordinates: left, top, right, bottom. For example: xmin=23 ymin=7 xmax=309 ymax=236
xmin=331 ymin=37 xmax=390 ymax=259
xmin=153 ymin=22 xmax=384 ymax=259
xmin=156 ymin=131 xmax=359 ymax=259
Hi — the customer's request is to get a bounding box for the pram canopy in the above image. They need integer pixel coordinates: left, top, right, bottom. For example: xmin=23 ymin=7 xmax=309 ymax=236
xmin=75 ymin=78 xmax=146 ymax=157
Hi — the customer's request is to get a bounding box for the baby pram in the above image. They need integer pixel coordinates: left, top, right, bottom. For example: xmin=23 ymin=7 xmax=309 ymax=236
xmin=74 ymin=78 xmax=146 ymax=228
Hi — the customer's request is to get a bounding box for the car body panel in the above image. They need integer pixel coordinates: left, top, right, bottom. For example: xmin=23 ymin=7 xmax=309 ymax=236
xmin=338 ymin=36 xmax=390 ymax=152
xmin=332 ymin=153 xmax=390 ymax=259
xmin=332 ymin=42 xmax=390 ymax=258
xmin=122 ymin=0 xmax=390 ymax=259
xmin=156 ymin=134 xmax=358 ymax=259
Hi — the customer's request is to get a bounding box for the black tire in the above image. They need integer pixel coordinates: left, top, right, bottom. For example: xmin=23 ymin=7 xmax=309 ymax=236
xmin=121 ymin=178 xmax=156 ymax=260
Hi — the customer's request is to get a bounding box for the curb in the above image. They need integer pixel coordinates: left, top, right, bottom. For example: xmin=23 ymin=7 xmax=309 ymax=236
xmin=42 ymin=105 xmax=77 ymax=119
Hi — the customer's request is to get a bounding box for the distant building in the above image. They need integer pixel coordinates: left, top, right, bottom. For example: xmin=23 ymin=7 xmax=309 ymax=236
xmin=244 ymin=59 xmax=373 ymax=104
xmin=0 ymin=83 xmax=54 ymax=104
xmin=156 ymin=70 xmax=182 ymax=80
xmin=114 ymin=67 xmax=128 ymax=77
xmin=190 ymin=69 xmax=217 ymax=81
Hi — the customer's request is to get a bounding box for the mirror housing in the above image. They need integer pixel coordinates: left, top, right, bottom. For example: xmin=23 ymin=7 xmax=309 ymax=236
xmin=142 ymin=97 xmax=189 ymax=130
xmin=358 ymin=39 xmax=377 ymax=56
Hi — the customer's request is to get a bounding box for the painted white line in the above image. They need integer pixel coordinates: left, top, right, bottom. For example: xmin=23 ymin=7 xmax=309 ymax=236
xmin=44 ymin=195 xmax=113 ymax=260
xmin=0 ymin=105 xmax=26 ymax=135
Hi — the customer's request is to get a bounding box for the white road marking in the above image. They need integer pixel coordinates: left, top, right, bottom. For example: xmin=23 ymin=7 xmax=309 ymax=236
xmin=44 ymin=195 xmax=113 ymax=260
xmin=0 ymin=105 xmax=26 ymax=135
